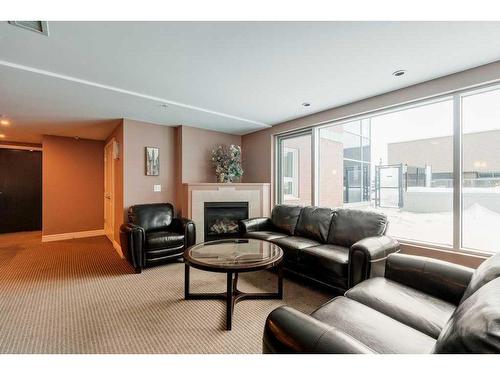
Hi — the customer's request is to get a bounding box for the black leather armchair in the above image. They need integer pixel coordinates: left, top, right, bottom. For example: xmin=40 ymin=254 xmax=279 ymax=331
xmin=120 ymin=203 xmax=195 ymax=273
xmin=263 ymin=252 xmax=500 ymax=354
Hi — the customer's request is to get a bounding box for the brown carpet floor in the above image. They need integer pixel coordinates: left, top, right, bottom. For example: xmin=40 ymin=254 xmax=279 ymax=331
xmin=0 ymin=232 xmax=332 ymax=354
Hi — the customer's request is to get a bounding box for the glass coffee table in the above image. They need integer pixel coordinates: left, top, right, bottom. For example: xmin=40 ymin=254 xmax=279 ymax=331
xmin=183 ymin=238 xmax=284 ymax=330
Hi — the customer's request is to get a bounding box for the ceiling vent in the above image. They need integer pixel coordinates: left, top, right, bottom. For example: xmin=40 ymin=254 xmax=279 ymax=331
xmin=8 ymin=21 xmax=49 ymax=36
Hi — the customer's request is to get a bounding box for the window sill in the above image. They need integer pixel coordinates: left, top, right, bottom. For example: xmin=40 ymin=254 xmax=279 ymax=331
xmin=397 ymin=239 xmax=489 ymax=268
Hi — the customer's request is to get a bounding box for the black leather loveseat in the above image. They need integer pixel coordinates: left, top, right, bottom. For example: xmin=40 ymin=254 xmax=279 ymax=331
xmin=263 ymin=252 xmax=500 ymax=353
xmin=239 ymin=205 xmax=399 ymax=292
xmin=120 ymin=203 xmax=196 ymax=273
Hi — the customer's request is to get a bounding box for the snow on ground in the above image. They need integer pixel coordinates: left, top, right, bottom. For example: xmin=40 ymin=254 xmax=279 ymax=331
xmin=362 ymin=203 xmax=500 ymax=253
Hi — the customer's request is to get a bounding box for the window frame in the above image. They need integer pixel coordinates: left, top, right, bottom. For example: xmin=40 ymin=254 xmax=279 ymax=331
xmin=274 ymin=81 xmax=500 ymax=257
xmin=276 ymin=129 xmax=315 ymax=206
xmin=282 ymin=147 xmax=299 ymax=199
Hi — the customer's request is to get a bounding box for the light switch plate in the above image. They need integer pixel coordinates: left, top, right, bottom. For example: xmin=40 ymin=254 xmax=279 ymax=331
xmin=153 ymin=184 xmax=161 ymax=192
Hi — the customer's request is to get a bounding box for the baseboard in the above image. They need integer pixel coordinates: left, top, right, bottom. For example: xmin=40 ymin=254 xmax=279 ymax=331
xmin=112 ymin=240 xmax=124 ymax=258
xmin=42 ymin=229 xmax=105 ymax=242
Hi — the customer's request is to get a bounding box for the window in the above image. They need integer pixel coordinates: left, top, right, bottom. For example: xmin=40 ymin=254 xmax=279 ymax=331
xmin=461 ymin=88 xmax=500 ymax=253
xmin=282 ymin=147 xmax=298 ymax=198
xmin=277 ymin=131 xmax=312 ymax=206
xmin=276 ymin=82 xmax=500 ymax=254
xmin=369 ymin=100 xmax=454 ymax=246
xmin=319 ymin=119 xmax=370 ymax=207
xmin=318 ymin=100 xmax=454 ymax=246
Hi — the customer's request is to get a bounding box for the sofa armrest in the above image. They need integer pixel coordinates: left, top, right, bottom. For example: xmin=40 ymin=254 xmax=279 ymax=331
xmin=385 ymin=253 xmax=474 ymax=305
xmin=263 ymin=306 xmax=374 ymax=354
xmin=169 ymin=218 xmax=196 ymax=248
xmin=348 ymin=235 xmax=400 ymax=288
xmin=119 ymin=223 xmax=145 ymax=272
xmin=239 ymin=217 xmax=273 ymax=236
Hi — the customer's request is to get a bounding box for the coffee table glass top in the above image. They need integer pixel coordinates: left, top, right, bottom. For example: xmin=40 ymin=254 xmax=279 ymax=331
xmin=185 ymin=238 xmax=283 ymax=270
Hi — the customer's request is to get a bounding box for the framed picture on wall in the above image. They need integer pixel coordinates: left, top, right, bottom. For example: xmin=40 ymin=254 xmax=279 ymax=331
xmin=145 ymin=147 xmax=160 ymax=176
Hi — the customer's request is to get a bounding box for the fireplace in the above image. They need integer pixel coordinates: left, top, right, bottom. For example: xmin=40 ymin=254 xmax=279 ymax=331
xmin=204 ymin=202 xmax=249 ymax=241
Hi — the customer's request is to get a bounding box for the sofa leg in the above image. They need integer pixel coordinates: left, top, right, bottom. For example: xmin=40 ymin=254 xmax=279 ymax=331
xmin=134 ymin=266 xmax=142 ymax=274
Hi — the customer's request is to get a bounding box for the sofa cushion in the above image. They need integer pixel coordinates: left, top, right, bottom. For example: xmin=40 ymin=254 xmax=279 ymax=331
xmin=270 ymin=236 xmax=321 ymax=263
xmin=299 ymin=244 xmax=349 ymax=281
xmin=294 ymin=206 xmax=334 ymax=243
xmin=434 ymin=276 xmax=500 ymax=353
xmin=460 ymin=252 xmax=500 ymax=303
xmin=146 ymin=230 xmax=184 ymax=250
xmin=244 ymin=231 xmax=288 ymax=241
xmin=328 ymin=208 xmax=387 ymax=247
xmin=311 ymin=296 xmax=436 ymax=354
xmin=271 ymin=205 xmax=303 ymax=235
xmin=128 ymin=203 xmax=174 ymax=232
xmin=346 ymin=278 xmax=456 ymax=339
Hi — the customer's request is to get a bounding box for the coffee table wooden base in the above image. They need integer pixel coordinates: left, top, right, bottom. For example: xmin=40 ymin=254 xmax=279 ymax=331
xmin=184 ymin=263 xmax=284 ymax=330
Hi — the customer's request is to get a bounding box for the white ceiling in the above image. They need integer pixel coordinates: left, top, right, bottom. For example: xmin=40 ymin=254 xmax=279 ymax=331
xmin=1 ymin=21 xmax=500 ymax=143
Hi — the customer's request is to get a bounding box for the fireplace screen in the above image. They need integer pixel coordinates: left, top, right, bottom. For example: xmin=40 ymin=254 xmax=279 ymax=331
xmin=204 ymin=202 xmax=249 ymax=241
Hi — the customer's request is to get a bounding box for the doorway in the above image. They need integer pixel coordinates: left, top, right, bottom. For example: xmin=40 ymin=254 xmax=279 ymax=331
xmin=104 ymin=139 xmax=115 ymax=242
xmin=0 ymin=147 xmax=42 ymax=233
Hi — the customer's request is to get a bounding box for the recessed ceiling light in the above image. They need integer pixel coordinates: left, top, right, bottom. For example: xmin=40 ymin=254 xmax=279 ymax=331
xmin=0 ymin=134 xmax=5 ymax=139
xmin=302 ymin=102 xmax=311 ymax=107
xmin=0 ymin=119 xmax=9 ymax=126
xmin=392 ymin=70 xmax=406 ymax=77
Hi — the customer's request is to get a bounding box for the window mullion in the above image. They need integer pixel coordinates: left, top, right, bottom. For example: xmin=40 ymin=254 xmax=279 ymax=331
xmin=452 ymin=94 xmax=463 ymax=251
xmin=312 ymin=127 xmax=319 ymax=206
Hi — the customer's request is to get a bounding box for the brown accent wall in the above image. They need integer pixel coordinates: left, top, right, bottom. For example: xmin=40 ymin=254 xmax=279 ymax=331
xmin=123 ymin=119 xmax=177 ymax=215
xmin=179 ymin=125 xmax=241 ymax=183
xmin=174 ymin=125 xmax=241 ymax=216
xmin=105 ymin=121 xmax=124 ymax=242
xmin=116 ymin=121 xmax=243 ymax=221
xmin=42 ymin=135 xmax=104 ymax=235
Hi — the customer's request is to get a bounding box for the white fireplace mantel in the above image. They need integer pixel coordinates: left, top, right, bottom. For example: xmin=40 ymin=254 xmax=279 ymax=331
xmin=181 ymin=183 xmax=271 ymax=243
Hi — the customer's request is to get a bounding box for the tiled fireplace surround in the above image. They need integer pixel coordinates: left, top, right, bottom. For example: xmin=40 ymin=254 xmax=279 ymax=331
xmin=181 ymin=183 xmax=271 ymax=244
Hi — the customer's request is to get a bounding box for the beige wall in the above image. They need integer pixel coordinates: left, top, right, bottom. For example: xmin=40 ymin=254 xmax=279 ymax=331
xmin=241 ymin=60 xmax=500 ymax=190
xmin=42 ymin=135 xmax=104 ymax=235
xmin=105 ymin=121 xmax=124 ymax=242
xmin=123 ymin=119 xmax=177 ymax=216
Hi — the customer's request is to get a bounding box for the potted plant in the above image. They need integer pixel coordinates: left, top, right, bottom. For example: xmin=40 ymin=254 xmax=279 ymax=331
xmin=211 ymin=144 xmax=244 ymax=183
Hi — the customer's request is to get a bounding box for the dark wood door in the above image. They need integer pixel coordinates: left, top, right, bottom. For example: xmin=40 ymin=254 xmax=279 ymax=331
xmin=0 ymin=148 xmax=42 ymax=233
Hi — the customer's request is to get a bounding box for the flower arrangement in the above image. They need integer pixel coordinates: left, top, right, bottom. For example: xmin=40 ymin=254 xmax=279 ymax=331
xmin=210 ymin=144 xmax=244 ymax=183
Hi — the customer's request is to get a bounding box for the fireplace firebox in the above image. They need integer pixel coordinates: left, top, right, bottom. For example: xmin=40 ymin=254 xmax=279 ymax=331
xmin=204 ymin=202 xmax=249 ymax=241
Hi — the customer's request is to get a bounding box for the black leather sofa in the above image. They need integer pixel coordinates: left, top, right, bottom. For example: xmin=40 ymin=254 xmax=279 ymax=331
xmin=263 ymin=252 xmax=500 ymax=353
xmin=120 ymin=203 xmax=195 ymax=273
xmin=239 ymin=205 xmax=399 ymax=292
